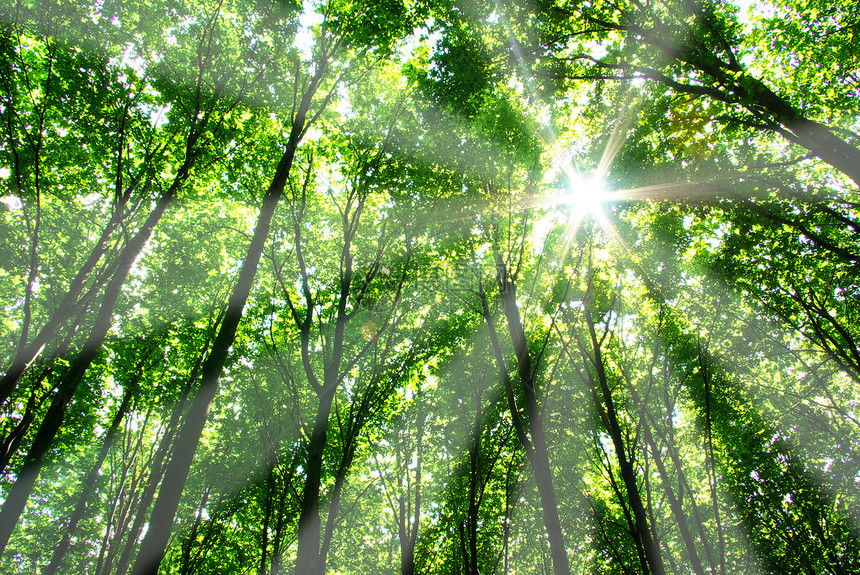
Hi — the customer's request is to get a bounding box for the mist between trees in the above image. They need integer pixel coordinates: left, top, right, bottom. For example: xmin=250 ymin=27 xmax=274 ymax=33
xmin=1 ymin=0 xmax=860 ymax=573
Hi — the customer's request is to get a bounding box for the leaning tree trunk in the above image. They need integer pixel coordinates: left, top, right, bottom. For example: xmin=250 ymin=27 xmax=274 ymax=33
xmin=581 ymin=309 xmax=667 ymax=575
xmin=596 ymin=1 xmax=860 ymax=189
xmin=481 ymin=266 xmax=571 ymax=575
xmin=687 ymin=7 xmax=860 ymax=188
xmin=0 ymin=149 xmax=199 ymax=553
xmin=129 ymin=61 xmax=328 ymax=575
xmin=733 ymin=72 xmax=860 ymax=188
xmin=0 ymin=125 xmax=144 ymax=408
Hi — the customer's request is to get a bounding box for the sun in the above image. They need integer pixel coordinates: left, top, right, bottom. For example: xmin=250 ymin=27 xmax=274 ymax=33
xmin=563 ymin=172 xmax=606 ymax=222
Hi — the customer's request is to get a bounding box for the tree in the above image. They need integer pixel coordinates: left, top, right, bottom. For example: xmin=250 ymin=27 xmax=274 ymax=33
xmin=2 ymin=0 xmax=860 ymax=573
xmin=536 ymin=0 xmax=860 ymax=187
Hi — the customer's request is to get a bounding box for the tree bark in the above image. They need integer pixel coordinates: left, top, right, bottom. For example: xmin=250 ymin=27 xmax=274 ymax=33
xmin=481 ymin=266 xmax=571 ymax=575
xmin=130 ymin=59 xmax=326 ymax=574
xmin=582 ymin=310 xmax=666 ymax=575
xmin=44 ymin=379 xmax=138 ymax=574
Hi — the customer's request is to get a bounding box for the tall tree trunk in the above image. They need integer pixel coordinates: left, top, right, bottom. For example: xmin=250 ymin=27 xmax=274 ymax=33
xmin=318 ymin=423 xmax=363 ymax=570
xmin=260 ymin=463 xmax=277 ymax=575
xmin=264 ymin=453 xmax=299 ymax=575
xmin=699 ymin=345 xmax=727 ymax=575
xmin=0 ymin=155 xmax=197 ymax=552
xmin=481 ymin=265 xmax=571 ymax=575
xmin=581 ymin=310 xmax=666 ymax=575
xmin=267 ymin=488 xmax=289 ymax=575
xmin=501 ymin=451 xmax=523 ymax=575
xmin=401 ymin=412 xmax=423 ymax=575
xmin=44 ymin=379 xmax=138 ymax=574
xmin=693 ymin=10 xmax=860 ymax=187
xmin=465 ymin=417 xmax=481 ymax=575
xmin=293 ymin=386 xmax=337 ymax=575
xmin=130 ymin=62 xmax=326 ymax=575
xmin=0 ymin=363 xmax=55 ymax=472
xmin=0 ymin=297 xmax=95 ymax=474
xmin=582 ymin=1 xmax=860 ymax=187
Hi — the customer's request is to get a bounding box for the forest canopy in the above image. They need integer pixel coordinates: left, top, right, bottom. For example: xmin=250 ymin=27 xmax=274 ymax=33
xmin=1 ymin=0 xmax=859 ymax=573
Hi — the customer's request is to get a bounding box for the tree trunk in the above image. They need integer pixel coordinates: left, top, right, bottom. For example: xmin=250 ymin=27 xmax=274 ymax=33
xmin=481 ymin=267 xmax=571 ymax=575
xmin=0 ymin=159 xmax=195 ymax=553
xmin=0 ymin=297 xmax=93 ymax=473
xmin=401 ymin=412 xmax=423 ymax=575
xmin=44 ymin=380 xmax=137 ymax=574
xmin=130 ymin=67 xmax=324 ymax=574
xmin=0 ymin=364 xmax=55 ymax=472
xmin=465 ymin=421 xmax=480 ymax=575
xmin=260 ymin=463 xmax=277 ymax=575
xmin=293 ymin=386 xmax=337 ymax=575
xmin=0 ymin=166 xmax=139 ymax=408
xmin=319 ymin=417 xmax=368 ymax=571
xmin=733 ymin=68 xmax=860 ymax=189
xmin=177 ymin=490 xmax=210 ymax=575
xmin=583 ymin=310 xmax=666 ymax=575
xmin=635 ymin=394 xmax=704 ymax=575
xmin=96 ymin=407 xmax=156 ymax=575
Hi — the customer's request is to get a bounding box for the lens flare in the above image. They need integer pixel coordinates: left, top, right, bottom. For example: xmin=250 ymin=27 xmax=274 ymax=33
xmin=563 ymin=173 xmax=606 ymax=221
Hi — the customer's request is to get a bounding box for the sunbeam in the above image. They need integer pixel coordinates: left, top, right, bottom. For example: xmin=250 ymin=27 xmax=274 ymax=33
xmin=5 ymin=0 xmax=858 ymax=573
xmin=561 ymin=173 xmax=606 ymax=220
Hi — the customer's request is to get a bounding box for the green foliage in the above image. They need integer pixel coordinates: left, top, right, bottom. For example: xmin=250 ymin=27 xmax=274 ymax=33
xmin=1 ymin=0 xmax=860 ymax=574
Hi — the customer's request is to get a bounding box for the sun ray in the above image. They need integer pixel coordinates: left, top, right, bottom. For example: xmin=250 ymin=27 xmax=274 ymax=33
xmin=594 ymin=120 xmax=632 ymax=182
